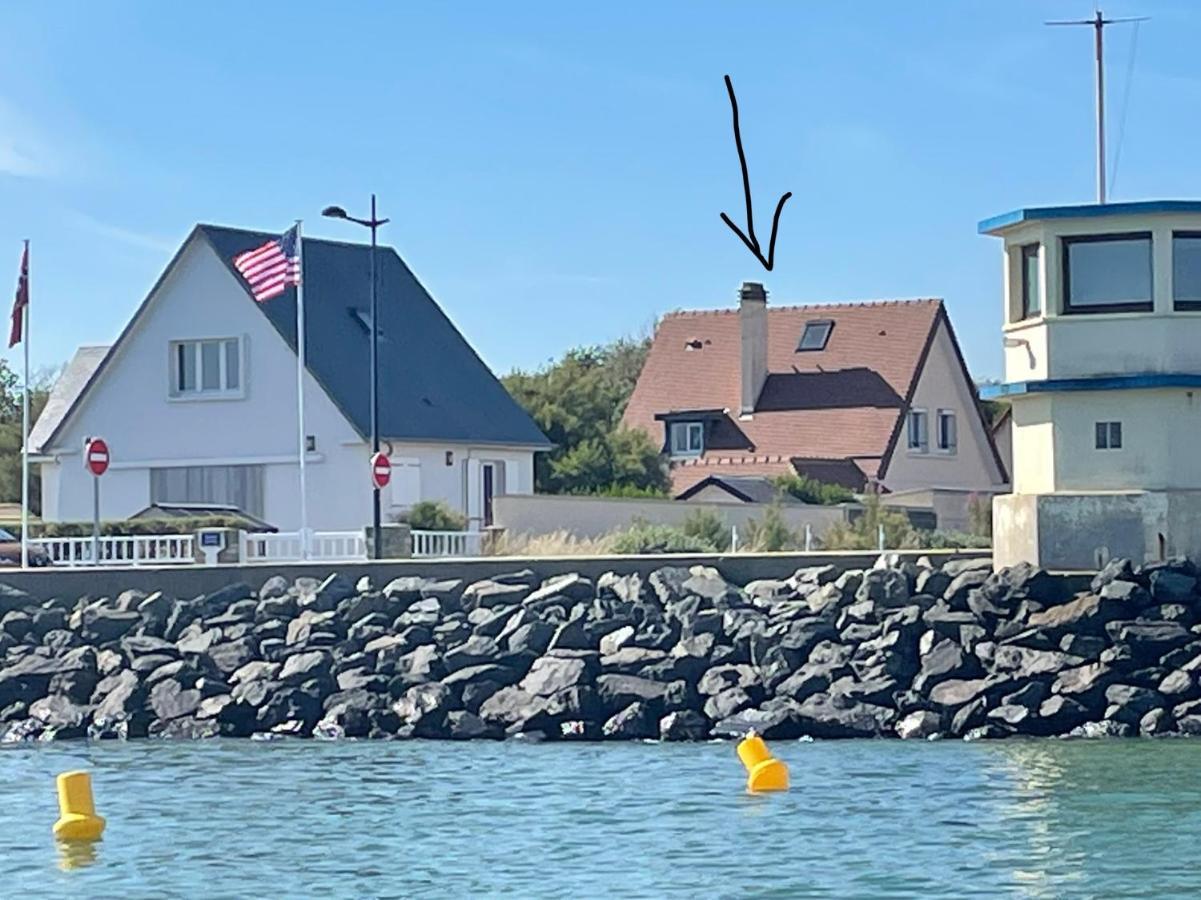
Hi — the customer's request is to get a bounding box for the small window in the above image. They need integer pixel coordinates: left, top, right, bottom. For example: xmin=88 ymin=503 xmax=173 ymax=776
xmin=1063 ymin=233 xmax=1152 ymax=313
xmin=1173 ymin=232 xmax=1201 ymax=310
xmin=936 ymin=409 xmax=957 ymax=453
xmin=907 ymin=409 xmax=929 ymax=453
xmin=797 ymin=320 xmax=833 ymax=351
xmin=170 ymin=338 xmax=242 ymax=396
xmin=669 ymin=421 xmax=704 ymax=457
xmin=1020 ymin=244 xmax=1041 ymax=319
xmin=1095 ymin=421 xmax=1123 ymax=450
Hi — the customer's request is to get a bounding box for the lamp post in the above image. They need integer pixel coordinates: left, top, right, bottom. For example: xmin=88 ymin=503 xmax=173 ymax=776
xmin=322 ymin=195 xmax=390 ymax=559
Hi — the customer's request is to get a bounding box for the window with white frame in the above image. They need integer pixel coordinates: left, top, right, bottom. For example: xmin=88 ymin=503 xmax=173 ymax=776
xmin=1095 ymin=421 xmax=1122 ymax=450
xmin=170 ymin=338 xmax=242 ymax=396
xmin=907 ymin=409 xmax=928 ymax=453
xmin=936 ymin=409 xmax=957 ymax=453
xmin=669 ymin=421 xmax=704 ymax=457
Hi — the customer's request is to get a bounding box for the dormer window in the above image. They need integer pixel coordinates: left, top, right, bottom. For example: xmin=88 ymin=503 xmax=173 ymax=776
xmin=797 ymin=320 xmax=833 ymax=351
xmin=669 ymin=421 xmax=704 ymax=457
xmin=1063 ymin=233 xmax=1152 ymax=313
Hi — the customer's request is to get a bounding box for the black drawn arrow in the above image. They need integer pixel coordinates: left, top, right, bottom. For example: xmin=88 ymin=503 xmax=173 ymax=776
xmin=719 ymin=74 xmax=791 ymax=272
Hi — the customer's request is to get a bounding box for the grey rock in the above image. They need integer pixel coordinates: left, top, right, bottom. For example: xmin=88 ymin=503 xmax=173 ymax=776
xmin=895 ymin=709 xmax=942 ymax=740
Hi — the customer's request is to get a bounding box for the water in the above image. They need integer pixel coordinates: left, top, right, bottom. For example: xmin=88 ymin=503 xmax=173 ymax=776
xmin=4 ymin=738 xmax=1201 ymax=898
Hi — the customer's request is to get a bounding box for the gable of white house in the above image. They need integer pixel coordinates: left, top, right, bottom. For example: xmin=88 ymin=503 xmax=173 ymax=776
xmin=884 ymin=318 xmax=1009 ymax=494
xmin=38 ymin=234 xmax=365 ymax=528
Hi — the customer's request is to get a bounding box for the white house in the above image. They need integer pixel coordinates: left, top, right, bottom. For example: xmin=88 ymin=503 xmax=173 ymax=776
xmin=28 ymin=225 xmax=550 ymax=532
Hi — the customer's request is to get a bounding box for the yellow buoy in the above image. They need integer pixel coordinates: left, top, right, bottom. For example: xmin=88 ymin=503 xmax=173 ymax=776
xmin=737 ymin=732 xmax=790 ymax=793
xmin=53 ymin=771 xmax=105 ymax=841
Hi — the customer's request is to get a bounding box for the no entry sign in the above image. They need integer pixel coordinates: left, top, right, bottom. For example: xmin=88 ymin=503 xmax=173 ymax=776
xmin=370 ymin=452 xmax=391 ymax=489
xmin=85 ymin=438 xmax=110 ymax=477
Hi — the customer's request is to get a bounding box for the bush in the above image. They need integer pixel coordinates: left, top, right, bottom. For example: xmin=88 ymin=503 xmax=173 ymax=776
xmin=488 ymin=529 xmax=617 ymax=556
xmin=773 ymin=473 xmax=855 ymax=506
xmin=967 ymin=493 xmax=993 ymax=539
xmin=586 ymin=483 xmax=670 ymax=499
xmin=819 ymin=493 xmax=921 ymax=550
xmin=401 ymin=501 xmax=467 ymax=532
xmin=610 ymin=519 xmax=719 ymax=554
xmin=742 ymin=503 xmax=796 ymax=552
xmin=680 ymin=508 xmax=731 ymax=552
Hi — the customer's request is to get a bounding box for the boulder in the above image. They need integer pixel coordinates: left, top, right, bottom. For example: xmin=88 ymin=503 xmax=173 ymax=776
xmin=595 ymin=674 xmax=668 ymax=715
xmin=445 ymin=710 xmax=502 ymax=740
xmin=443 ymin=636 xmax=500 ymax=673
xmin=148 ymin=678 xmax=202 ymax=721
xmin=895 ymin=709 xmax=942 ymax=740
xmin=602 ymin=702 xmax=658 ymax=740
xmin=659 ymin=709 xmax=709 ymax=741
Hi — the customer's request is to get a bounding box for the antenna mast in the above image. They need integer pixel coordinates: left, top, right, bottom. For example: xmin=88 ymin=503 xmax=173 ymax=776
xmin=1048 ymin=9 xmax=1148 ymax=204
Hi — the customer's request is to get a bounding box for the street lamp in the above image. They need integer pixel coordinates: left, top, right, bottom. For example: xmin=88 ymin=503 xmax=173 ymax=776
xmin=323 ymin=195 xmax=390 ymax=560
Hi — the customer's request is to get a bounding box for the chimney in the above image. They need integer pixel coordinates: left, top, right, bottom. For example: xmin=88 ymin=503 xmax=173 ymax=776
xmin=739 ymin=281 xmax=768 ymax=415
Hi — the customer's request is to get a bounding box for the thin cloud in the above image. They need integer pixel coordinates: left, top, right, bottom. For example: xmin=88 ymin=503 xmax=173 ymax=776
xmin=66 ymin=211 xmax=176 ymax=254
xmin=0 ymin=98 xmax=55 ymax=177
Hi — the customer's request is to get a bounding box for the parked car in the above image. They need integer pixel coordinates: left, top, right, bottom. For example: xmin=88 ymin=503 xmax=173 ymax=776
xmin=0 ymin=528 xmax=51 ymax=566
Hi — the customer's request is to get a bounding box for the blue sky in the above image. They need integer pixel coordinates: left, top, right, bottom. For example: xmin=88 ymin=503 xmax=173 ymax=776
xmin=2 ymin=1 xmax=1198 ymax=384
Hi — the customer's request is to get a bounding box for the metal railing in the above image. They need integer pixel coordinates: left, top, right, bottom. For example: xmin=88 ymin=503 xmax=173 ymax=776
xmin=40 ymin=534 xmax=195 ymax=567
xmin=411 ymin=529 xmax=483 ymax=558
xmin=37 ymin=527 xmax=484 ymax=567
xmin=239 ymin=530 xmax=367 ymax=563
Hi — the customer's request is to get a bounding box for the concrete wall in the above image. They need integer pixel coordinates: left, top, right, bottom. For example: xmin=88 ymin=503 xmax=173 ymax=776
xmin=994 ymin=489 xmax=1201 ymax=570
xmin=35 ymin=235 xmax=536 ymax=532
xmin=885 ymin=319 xmax=1008 ymax=495
xmin=493 ymin=493 xmax=849 ymax=541
xmin=0 ymin=548 xmax=991 ymax=604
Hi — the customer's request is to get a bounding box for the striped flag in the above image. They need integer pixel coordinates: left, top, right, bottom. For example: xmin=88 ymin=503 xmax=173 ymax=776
xmin=8 ymin=243 xmax=28 ymax=347
xmin=232 ymin=224 xmax=301 ymax=302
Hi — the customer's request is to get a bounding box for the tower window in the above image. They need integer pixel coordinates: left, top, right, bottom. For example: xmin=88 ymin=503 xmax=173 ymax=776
xmin=1095 ymin=421 xmax=1123 ymax=450
xmin=1063 ymin=233 xmax=1152 ymax=313
xmin=1020 ymin=243 xmax=1041 ymax=319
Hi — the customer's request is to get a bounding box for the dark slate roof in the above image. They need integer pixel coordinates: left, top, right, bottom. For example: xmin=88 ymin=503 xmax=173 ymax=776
xmin=198 ymin=225 xmax=549 ymax=448
xmin=676 ymin=475 xmax=799 ymax=504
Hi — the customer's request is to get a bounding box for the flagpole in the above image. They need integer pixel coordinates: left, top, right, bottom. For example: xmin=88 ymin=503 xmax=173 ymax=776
xmin=19 ymin=240 xmax=29 ymax=569
xmin=295 ymin=221 xmax=309 ymax=560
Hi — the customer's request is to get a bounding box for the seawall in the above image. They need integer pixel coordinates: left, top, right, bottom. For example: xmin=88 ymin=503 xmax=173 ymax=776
xmin=6 ymin=551 xmax=1192 ymax=743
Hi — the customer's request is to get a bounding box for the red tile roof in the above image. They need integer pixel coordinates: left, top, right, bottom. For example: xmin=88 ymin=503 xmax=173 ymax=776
xmin=622 ymin=299 xmax=945 ymax=490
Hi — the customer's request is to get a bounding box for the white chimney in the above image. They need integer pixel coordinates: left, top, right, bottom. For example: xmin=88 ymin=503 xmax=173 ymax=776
xmin=739 ymin=281 xmax=768 ymax=415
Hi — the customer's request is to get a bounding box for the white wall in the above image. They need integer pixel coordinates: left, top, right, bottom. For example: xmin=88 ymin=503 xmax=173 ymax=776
xmin=37 ymin=235 xmax=537 ymax=531
xmin=494 ymin=493 xmax=848 ymax=541
xmin=884 ymin=320 xmax=1006 ymax=494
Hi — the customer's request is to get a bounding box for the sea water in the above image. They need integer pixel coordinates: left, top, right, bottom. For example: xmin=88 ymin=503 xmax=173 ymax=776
xmin=4 ymin=738 xmax=1201 ymax=897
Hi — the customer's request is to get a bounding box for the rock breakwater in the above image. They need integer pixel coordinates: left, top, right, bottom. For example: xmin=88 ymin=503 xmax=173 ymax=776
xmin=3 ymin=555 xmax=1200 ymax=742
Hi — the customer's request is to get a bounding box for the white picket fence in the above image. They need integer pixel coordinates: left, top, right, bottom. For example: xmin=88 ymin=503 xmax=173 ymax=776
xmin=411 ymin=530 xmax=484 ymax=558
xmin=39 ymin=534 xmax=196 ymax=568
xmin=238 ymin=529 xmax=481 ymax=564
xmin=239 ymin=530 xmax=368 ymax=564
xmin=36 ymin=528 xmax=482 ymax=567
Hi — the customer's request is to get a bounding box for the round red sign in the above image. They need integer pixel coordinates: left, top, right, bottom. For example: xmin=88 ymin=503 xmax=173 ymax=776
xmin=370 ymin=452 xmax=391 ymax=489
xmin=86 ymin=438 xmax=110 ymax=477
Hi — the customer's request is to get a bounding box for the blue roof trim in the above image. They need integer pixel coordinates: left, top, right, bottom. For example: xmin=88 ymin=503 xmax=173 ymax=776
xmin=982 ymin=373 xmax=1201 ymax=398
xmin=978 ymin=200 xmax=1201 ymax=235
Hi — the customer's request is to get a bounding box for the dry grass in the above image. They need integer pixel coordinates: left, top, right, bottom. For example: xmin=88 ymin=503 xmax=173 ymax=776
xmin=488 ymin=529 xmax=617 ymax=557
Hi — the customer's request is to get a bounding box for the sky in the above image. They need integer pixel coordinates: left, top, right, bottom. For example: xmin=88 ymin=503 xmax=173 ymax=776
xmin=2 ymin=0 xmax=1199 ymax=385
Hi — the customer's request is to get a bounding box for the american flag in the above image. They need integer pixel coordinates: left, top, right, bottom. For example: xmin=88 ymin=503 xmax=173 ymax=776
xmin=233 ymin=224 xmax=301 ymax=302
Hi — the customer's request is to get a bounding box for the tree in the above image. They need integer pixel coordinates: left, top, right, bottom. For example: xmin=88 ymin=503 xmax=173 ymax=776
xmin=503 ymin=336 xmax=669 ymax=495
xmin=773 ymin=473 xmax=855 ymax=505
xmin=0 ymin=360 xmax=59 ymax=513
